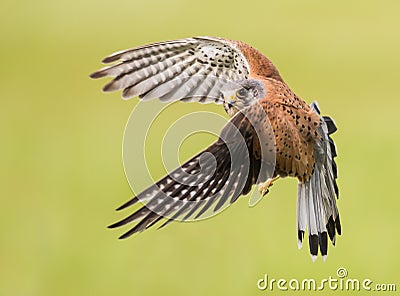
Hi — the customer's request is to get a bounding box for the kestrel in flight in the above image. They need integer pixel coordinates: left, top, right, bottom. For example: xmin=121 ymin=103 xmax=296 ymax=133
xmin=90 ymin=36 xmax=341 ymax=261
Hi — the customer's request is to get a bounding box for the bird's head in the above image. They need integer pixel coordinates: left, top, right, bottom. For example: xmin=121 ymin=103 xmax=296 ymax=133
xmin=221 ymin=79 xmax=266 ymax=117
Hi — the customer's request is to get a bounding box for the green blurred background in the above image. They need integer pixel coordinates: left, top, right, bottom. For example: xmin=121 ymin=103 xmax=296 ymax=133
xmin=1 ymin=0 xmax=399 ymax=295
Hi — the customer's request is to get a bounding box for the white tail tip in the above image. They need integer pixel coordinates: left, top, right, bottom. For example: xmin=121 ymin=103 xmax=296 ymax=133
xmin=311 ymin=255 xmax=317 ymax=262
xmin=298 ymin=240 xmax=303 ymax=249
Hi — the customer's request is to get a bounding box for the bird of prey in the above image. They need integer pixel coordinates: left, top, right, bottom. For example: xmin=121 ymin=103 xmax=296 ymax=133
xmin=90 ymin=36 xmax=341 ymax=261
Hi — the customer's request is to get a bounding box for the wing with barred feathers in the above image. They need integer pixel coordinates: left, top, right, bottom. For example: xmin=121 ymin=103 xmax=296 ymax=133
xmin=90 ymin=37 xmax=251 ymax=103
xmin=108 ymin=103 xmax=275 ymax=238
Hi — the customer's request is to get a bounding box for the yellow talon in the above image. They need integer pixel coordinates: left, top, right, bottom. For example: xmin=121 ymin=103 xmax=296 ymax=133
xmin=258 ymin=175 xmax=280 ymax=196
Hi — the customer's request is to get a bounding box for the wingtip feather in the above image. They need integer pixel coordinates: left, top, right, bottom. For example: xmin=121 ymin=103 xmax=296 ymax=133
xmin=115 ymin=197 xmax=139 ymax=211
xmin=102 ymin=54 xmax=121 ymax=64
xmin=89 ymin=70 xmax=106 ymax=79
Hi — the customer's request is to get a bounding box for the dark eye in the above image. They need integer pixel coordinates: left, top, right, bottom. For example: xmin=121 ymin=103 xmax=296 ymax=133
xmin=236 ymin=88 xmax=248 ymax=98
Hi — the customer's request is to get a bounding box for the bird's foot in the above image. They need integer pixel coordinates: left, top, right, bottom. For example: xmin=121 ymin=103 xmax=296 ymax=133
xmin=258 ymin=176 xmax=280 ymax=196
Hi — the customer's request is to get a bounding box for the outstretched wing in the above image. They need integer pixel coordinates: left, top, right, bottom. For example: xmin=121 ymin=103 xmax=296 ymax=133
xmin=108 ymin=102 xmax=275 ymax=238
xmin=90 ymin=37 xmax=250 ymax=103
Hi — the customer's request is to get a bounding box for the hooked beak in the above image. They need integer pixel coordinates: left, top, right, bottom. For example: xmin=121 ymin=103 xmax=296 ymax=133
xmin=227 ymin=95 xmax=236 ymax=106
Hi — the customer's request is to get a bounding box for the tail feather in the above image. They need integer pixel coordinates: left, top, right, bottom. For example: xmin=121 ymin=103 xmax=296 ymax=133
xmin=322 ymin=116 xmax=337 ymax=134
xmin=297 ymin=101 xmax=341 ymax=261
